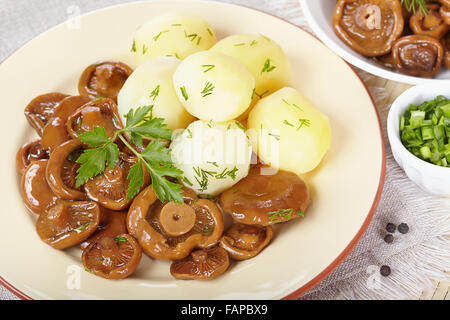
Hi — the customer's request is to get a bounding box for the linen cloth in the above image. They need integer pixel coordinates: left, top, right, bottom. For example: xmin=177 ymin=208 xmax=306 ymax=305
xmin=1 ymin=0 xmax=449 ymax=300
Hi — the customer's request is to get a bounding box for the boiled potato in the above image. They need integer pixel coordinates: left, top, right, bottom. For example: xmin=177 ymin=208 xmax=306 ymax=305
xmin=211 ymin=34 xmax=291 ymax=118
xmin=248 ymin=87 xmax=331 ymax=174
xmin=170 ymin=120 xmax=252 ymax=195
xmin=132 ymin=13 xmax=217 ymax=64
xmin=173 ymin=51 xmax=254 ymax=122
xmin=117 ymin=56 xmax=195 ymax=130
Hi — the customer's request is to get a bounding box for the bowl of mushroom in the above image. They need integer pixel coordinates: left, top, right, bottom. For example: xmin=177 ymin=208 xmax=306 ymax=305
xmin=300 ymin=0 xmax=450 ymax=84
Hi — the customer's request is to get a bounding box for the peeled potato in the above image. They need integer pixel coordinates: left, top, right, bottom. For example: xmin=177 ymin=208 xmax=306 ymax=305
xmin=170 ymin=120 xmax=252 ymax=196
xmin=173 ymin=51 xmax=254 ymax=122
xmin=132 ymin=13 xmax=217 ymax=64
xmin=117 ymin=56 xmax=195 ymax=130
xmin=248 ymin=87 xmax=331 ymax=174
xmin=211 ymin=34 xmax=291 ymax=118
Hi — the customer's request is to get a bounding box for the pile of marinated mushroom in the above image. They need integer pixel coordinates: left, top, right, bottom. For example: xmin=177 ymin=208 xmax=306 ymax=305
xmin=332 ymin=0 xmax=450 ymax=78
xmin=17 ymin=13 xmax=331 ymax=282
xmin=18 ymin=97 xmax=310 ymax=280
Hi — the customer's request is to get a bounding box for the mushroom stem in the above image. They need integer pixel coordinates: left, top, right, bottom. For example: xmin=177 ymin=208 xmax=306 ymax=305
xmin=423 ymin=11 xmax=442 ymax=30
xmin=355 ymin=4 xmax=382 ymax=31
xmin=159 ymin=202 xmax=196 ymax=237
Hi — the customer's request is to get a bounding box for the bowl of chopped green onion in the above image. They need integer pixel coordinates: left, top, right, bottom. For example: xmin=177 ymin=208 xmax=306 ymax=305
xmin=388 ymin=83 xmax=450 ymax=196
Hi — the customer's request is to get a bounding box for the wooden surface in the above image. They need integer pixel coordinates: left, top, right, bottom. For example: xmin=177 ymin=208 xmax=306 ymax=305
xmin=370 ymin=77 xmax=450 ymax=300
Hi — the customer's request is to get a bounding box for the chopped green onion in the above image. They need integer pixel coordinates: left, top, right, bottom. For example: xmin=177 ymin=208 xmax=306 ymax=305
xmin=399 ymin=95 xmax=450 ymax=167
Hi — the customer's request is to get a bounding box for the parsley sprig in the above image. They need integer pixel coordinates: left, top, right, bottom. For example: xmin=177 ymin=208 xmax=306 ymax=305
xmin=75 ymin=105 xmax=184 ymax=203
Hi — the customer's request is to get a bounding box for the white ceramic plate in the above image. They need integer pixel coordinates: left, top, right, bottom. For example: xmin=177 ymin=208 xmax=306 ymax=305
xmin=300 ymin=0 xmax=450 ymax=85
xmin=0 ymin=0 xmax=385 ymax=300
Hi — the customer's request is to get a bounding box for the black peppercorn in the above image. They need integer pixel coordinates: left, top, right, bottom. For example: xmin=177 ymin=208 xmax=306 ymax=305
xmin=380 ymin=265 xmax=391 ymax=277
xmin=386 ymin=223 xmax=396 ymax=233
xmin=384 ymin=234 xmax=394 ymax=243
xmin=398 ymin=223 xmax=409 ymax=234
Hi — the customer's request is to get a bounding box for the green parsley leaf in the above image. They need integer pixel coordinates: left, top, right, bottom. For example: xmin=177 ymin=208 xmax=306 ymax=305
xmin=75 ymin=147 xmax=107 ymax=187
xmin=75 ymin=106 xmax=184 ymax=204
xmin=127 ymin=117 xmax=172 ymax=141
xmin=78 ymin=126 xmax=109 ymax=147
xmin=127 ymin=161 xmax=145 ymax=201
xmin=124 ymin=105 xmax=153 ymax=128
xmin=141 ymin=140 xmax=172 ymax=164
xmin=105 ymin=143 xmax=120 ymax=169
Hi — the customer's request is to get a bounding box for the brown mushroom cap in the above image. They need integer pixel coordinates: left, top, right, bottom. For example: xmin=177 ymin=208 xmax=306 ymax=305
xmin=220 ymin=165 xmax=310 ymax=226
xmin=82 ymin=233 xmax=142 ymax=279
xmin=46 ymin=139 xmax=86 ymax=200
xmin=84 ymin=152 xmax=148 ymax=210
xmin=16 ymin=139 xmax=49 ymax=175
xmin=21 ymin=159 xmax=58 ymax=214
xmin=36 ymin=200 xmax=100 ymax=249
xmin=392 ymin=34 xmax=444 ymax=77
xmin=410 ymin=4 xmax=450 ymax=40
xmin=80 ymin=208 xmax=127 ymax=250
xmin=42 ymin=95 xmax=90 ymax=151
xmin=170 ymin=247 xmax=229 ymax=280
xmin=78 ymin=61 xmax=133 ymax=101
xmin=24 ymin=93 xmax=70 ymax=136
xmin=66 ymin=98 xmax=123 ymax=140
xmin=219 ymin=224 xmax=273 ymax=260
xmin=332 ymin=0 xmax=404 ymax=57
xmin=127 ymin=186 xmax=224 ymax=261
xmin=440 ymin=5 xmax=450 ymax=25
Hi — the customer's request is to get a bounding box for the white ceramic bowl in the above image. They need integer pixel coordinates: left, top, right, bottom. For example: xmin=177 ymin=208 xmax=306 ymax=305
xmin=300 ymin=0 xmax=450 ymax=85
xmin=387 ymin=83 xmax=450 ymax=196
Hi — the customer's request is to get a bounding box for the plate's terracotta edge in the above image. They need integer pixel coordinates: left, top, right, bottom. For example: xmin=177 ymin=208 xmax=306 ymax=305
xmin=0 ymin=0 xmax=386 ymax=301
xmin=0 ymin=276 xmax=32 ymax=300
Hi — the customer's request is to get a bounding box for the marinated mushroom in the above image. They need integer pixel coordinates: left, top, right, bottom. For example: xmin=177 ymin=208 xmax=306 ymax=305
xmin=84 ymin=152 xmax=148 ymax=210
xmin=127 ymin=186 xmax=224 ymax=260
xmin=442 ymin=33 xmax=450 ymax=68
xmin=440 ymin=5 xmax=450 ymax=25
xmin=36 ymin=200 xmax=100 ymax=249
xmin=220 ymin=165 xmax=310 ymax=226
xmin=16 ymin=140 xmax=49 ymax=175
xmin=24 ymin=93 xmax=69 ymax=136
xmin=219 ymin=223 xmax=273 ymax=260
xmin=78 ymin=61 xmax=133 ymax=101
xmin=438 ymin=0 xmax=450 ymax=8
xmin=66 ymin=98 xmax=123 ymax=140
xmin=82 ymin=233 xmax=142 ymax=279
xmin=409 ymin=3 xmax=450 ymax=39
xmin=80 ymin=209 xmax=127 ymax=250
xmin=392 ymin=35 xmax=444 ymax=77
xmin=41 ymin=95 xmax=90 ymax=151
xmin=46 ymin=139 xmax=86 ymax=200
xmin=170 ymin=247 xmax=229 ymax=280
xmin=332 ymin=0 xmax=404 ymax=57
xmin=21 ymin=160 xmax=58 ymax=214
